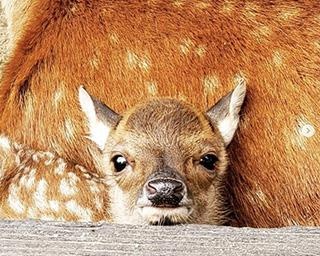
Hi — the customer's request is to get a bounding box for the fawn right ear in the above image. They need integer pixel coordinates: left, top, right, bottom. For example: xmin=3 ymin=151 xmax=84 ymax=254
xmin=79 ymin=86 xmax=120 ymax=150
xmin=206 ymin=78 xmax=246 ymax=146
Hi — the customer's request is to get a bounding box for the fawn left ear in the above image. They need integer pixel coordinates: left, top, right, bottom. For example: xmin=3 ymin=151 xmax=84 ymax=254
xmin=78 ymin=86 xmax=120 ymax=150
xmin=206 ymin=78 xmax=247 ymax=146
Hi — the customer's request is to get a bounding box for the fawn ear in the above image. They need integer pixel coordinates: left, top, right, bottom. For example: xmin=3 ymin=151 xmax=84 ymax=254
xmin=79 ymin=86 xmax=120 ymax=150
xmin=206 ymin=78 xmax=246 ymax=146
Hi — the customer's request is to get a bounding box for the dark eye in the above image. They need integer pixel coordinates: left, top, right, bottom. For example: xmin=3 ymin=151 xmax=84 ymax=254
xmin=199 ymin=154 xmax=218 ymax=171
xmin=111 ymin=155 xmax=128 ymax=172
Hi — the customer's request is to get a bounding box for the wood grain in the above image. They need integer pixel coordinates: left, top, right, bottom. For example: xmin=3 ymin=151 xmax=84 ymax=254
xmin=0 ymin=220 xmax=319 ymax=256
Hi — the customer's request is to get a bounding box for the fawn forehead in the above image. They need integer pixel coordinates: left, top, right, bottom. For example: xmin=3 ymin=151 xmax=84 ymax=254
xmin=123 ymin=98 xmax=207 ymax=134
xmin=111 ymin=98 xmax=222 ymax=160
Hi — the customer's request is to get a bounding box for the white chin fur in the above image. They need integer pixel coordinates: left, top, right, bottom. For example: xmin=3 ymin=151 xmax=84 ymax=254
xmin=139 ymin=206 xmax=192 ymax=224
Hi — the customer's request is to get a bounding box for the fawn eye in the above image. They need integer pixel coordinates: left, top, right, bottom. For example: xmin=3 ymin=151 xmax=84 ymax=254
xmin=199 ymin=154 xmax=218 ymax=171
xmin=111 ymin=155 xmax=128 ymax=172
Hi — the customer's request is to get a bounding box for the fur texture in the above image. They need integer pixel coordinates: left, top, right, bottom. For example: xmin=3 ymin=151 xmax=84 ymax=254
xmin=0 ymin=86 xmax=242 ymax=224
xmin=0 ymin=135 xmax=110 ymax=222
xmin=98 ymin=97 xmax=231 ymax=225
xmin=0 ymin=0 xmax=320 ymax=227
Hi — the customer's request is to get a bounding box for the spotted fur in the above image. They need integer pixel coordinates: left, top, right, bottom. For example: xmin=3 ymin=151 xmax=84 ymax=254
xmin=0 ymin=0 xmax=319 ymax=227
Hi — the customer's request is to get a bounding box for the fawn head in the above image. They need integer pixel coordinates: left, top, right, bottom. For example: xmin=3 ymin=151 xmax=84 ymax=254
xmin=79 ymin=80 xmax=246 ymax=225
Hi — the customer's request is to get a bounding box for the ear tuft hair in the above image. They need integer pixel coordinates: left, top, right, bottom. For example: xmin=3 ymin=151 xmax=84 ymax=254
xmin=78 ymin=86 xmax=120 ymax=150
xmin=207 ymin=78 xmax=246 ymax=145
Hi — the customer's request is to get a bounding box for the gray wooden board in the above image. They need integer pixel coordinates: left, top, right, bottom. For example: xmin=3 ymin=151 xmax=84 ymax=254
xmin=0 ymin=220 xmax=318 ymax=256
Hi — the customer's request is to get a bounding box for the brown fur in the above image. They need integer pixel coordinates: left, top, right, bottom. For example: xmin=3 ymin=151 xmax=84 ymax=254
xmin=0 ymin=97 xmax=229 ymax=224
xmin=0 ymin=135 xmax=110 ymax=222
xmin=0 ymin=0 xmax=320 ymax=227
xmin=103 ymin=98 xmax=229 ymax=224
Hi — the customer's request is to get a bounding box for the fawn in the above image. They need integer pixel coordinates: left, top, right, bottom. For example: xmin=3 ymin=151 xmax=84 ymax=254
xmin=0 ymin=82 xmax=246 ymax=224
xmin=0 ymin=0 xmax=319 ymax=227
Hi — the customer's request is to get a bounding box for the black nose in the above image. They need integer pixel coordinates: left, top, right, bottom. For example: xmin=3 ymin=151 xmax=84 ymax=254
xmin=146 ymin=179 xmax=184 ymax=207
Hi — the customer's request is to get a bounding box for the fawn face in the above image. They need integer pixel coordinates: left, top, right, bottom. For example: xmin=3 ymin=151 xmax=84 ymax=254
xmin=79 ymin=80 xmax=246 ymax=225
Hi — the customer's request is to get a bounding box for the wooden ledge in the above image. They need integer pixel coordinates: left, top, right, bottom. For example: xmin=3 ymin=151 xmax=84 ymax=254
xmin=0 ymin=220 xmax=319 ymax=255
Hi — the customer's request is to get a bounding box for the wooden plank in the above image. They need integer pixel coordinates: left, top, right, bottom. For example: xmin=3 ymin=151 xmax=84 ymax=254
xmin=0 ymin=220 xmax=319 ymax=256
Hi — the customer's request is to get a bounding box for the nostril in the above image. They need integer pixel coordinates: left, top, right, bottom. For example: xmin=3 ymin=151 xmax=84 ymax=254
xmin=146 ymin=182 xmax=157 ymax=195
xmin=171 ymin=180 xmax=183 ymax=193
xmin=172 ymin=192 xmax=183 ymax=203
xmin=146 ymin=179 xmax=185 ymax=206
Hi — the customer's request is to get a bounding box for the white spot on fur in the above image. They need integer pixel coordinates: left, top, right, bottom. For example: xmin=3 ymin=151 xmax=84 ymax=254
xmin=126 ymin=51 xmax=151 ymax=71
xmin=25 ymin=94 xmax=34 ymax=118
xmin=65 ymin=200 xmax=92 ymax=221
xmin=195 ymin=45 xmax=206 ymax=57
xmin=87 ymin=180 xmax=100 ymax=194
xmin=12 ymin=142 xmax=22 ymax=151
xmin=83 ymin=172 xmax=91 ymax=179
xmin=278 ymin=7 xmax=300 ymax=21
xmin=127 ymin=51 xmax=137 ymax=67
xmin=94 ymin=196 xmax=103 ymax=210
xmin=178 ymin=92 xmax=187 ymax=101
xmin=19 ymin=175 xmax=28 ymax=187
xmin=243 ymin=2 xmax=260 ymax=18
xmin=89 ymin=57 xmax=100 ymax=70
xmin=8 ymin=184 xmax=25 ymax=214
xmin=0 ymin=135 xmax=10 ymax=151
xmin=287 ymin=219 xmax=299 ymax=226
xmin=179 ymin=38 xmax=194 ymax=55
xmin=41 ymin=215 xmax=56 ymax=221
xmin=53 ymin=88 xmax=64 ymax=109
xmin=15 ymin=156 xmax=22 ymax=166
xmin=272 ymin=50 xmax=283 ymax=68
xmin=25 ymin=169 xmax=37 ymax=190
xmin=109 ymin=32 xmax=120 ymax=45
xmin=195 ymin=2 xmax=211 ymax=9
xmin=64 ymin=119 xmax=75 ymax=142
xmin=27 ymin=207 xmax=38 ymax=219
xmin=255 ymin=190 xmax=267 ymax=203
xmin=173 ymin=0 xmax=184 ymax=7
xmin=221 ymin=1 xmax=234 ymax=14
xmin=147 ymin=81 xmax=158 ymax=96
xmin=54 ymin=158 xmax=67 ymax=176
xmin=43 ymin=152 xmax=55 ymax=166
xmin=22 ymin=166 xmax=31 ymax=175
xmin=60 ymin=176 xmax=78 ymax=197
xmin=49 ymin=200 xmax=60 ymax=212
xmin=203 ymin=74 xmax=220 ymax=95
xmin=33 ymin=179 xmax=49 ymax=210
xmin=252 ymin=25 xmax=272 ymax=43
xmin=32 ymin=153 xmax=39 ymax=163
xmin=76 ymin=165 xmax=92 ymax=179
xmin=79 ymin=86 xmax=110 ymax=150
xmin=139 ymin=58 xmax=150 ymax=71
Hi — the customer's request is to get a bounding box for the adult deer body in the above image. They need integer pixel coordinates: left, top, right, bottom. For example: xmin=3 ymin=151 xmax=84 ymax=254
xmin=0 ymin=0 xmax=319 ymax=227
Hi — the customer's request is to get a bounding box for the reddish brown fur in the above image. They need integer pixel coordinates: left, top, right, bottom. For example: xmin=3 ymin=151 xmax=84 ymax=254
xmin=0 ymin=0 xmax=320 ymax=227
xmin=0 ymin=97 xmax=229 ymax=224
xmin=0 ymin=136 xmax=110 ymax=222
